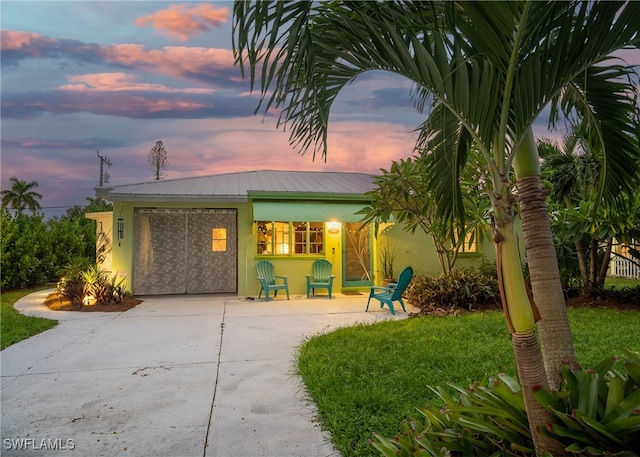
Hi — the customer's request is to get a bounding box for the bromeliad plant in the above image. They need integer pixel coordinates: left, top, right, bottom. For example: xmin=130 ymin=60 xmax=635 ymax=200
xmin=372 ymin=373 xmax=535 ymax=457
xmin=372 ymin=352 xmax=640 ymax=456
xmin=534 ymin=350 xmax=640 ymax=455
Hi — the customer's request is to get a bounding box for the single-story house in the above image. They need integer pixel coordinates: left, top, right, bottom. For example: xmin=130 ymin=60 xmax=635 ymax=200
xmin=89 ymin=170 xmax=495 ymax=297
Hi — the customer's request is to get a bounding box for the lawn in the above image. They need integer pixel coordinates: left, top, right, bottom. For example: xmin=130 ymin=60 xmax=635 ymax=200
xmin=296 ymin=307 xmax=640 ymax=457
xmin=1 ymin=287 xmax=58 ymax=350
xmin=606 ymin=276 xmax=640 ymax=289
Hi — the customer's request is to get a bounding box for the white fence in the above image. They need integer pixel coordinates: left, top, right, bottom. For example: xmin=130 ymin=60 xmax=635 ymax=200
xmin=611 ymin=257 xmax=640 ymax=279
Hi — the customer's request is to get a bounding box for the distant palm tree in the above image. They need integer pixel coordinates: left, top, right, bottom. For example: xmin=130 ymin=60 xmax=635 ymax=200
xmin=1 ymin=177 xmax=43 ymax=215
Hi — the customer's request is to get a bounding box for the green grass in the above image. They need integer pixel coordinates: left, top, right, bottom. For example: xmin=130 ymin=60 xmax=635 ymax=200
xmin=1 ymin=287 xmax=57 ymax=350
xmin=605 ymin=276 xmax=640 ymax=289
xmin=296 ymin=309 xmax=640 ymax=457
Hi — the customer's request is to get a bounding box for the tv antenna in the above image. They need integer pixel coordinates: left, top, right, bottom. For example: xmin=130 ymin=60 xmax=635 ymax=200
xmin=97 ymin=150 xmax=112 ymax=186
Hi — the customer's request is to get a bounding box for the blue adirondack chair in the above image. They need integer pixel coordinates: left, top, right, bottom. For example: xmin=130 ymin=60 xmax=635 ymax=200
xmin=366 ymin=266 xmax=414 ymax=315
xmin=256 ymin=260 xmax=289 ymax=301
xmin=306 ymin=259 xmax=335 ymax=298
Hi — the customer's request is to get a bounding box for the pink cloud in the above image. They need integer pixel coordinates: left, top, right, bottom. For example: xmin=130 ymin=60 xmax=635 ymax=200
xmin=135 ymin=4 xmax=229 ymax=42
xmin=100 ymin=44 xmax=235 ymax=82
xmin=0 ymin=30 xmax=57 ymax=53
xmin=59 ymin=73 xmax=215 ymax=94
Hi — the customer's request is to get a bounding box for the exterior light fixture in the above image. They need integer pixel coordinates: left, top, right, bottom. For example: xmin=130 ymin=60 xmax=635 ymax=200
xmin=327 ymin=221 xmax=340 ymax=234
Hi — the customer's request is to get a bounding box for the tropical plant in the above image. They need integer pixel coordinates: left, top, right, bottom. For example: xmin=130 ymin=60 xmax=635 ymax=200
xmin=57 ymin=258 xmax=91 ymax=309
xmin=406 ymin=270 xmax=499 ymax=313
xmin=534 ymin=351 xmax=640 ymax=455
xmin=1 ymin=176 xmax=43 ymax=215
xmin=372 ymin=353 xmax=640 ymax=456
xmin=379 ymin=244 xmax=396 ymax=280
xmin=539 ymin=134 xmax=640 ymax=295
xmin=372 ymin=373 xmax=534 ymax=456
xmin=361 ymin=155 xmax=491 ymax=275
xmin=233 ymin=2 xmax=640 ymax=454
xmin=82 ymin=265 xmax=126 ymax=306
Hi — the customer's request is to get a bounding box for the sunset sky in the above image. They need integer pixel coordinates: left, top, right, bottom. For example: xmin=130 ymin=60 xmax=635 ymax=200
xmin=2 ymin=2 xmax=636 ymax=218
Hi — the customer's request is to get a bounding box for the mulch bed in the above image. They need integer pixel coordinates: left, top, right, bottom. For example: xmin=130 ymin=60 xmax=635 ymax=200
xmin=409 ymin=294 xmax=639 ymax=317
xmin=44 ymin=290 xmax=142 ymax=312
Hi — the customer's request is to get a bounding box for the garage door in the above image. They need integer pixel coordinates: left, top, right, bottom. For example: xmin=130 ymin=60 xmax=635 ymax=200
xmin=133 ymin=209 xmax=237 ymax=295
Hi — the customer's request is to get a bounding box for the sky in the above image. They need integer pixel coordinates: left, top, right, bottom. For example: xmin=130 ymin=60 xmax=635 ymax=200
xmin=1 ymin=2 xmax=638 ymax=218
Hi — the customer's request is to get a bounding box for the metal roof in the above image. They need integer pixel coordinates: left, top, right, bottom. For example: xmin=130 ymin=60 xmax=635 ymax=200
xmin=98 ymin=170 xmax=376 ymax=203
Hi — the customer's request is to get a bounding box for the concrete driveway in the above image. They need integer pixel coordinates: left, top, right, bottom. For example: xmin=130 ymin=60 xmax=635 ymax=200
xmin=1 ymin=290 xmax=415 ymax=456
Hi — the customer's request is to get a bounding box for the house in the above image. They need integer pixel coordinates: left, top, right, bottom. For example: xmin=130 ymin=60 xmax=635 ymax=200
xmin=89 ymin=170 xmax=495 ymax=297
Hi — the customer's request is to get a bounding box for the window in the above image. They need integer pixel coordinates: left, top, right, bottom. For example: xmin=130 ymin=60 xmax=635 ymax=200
xmin=212 ymin=228 xmax=227 ymax=252
xmin=257 ymin=221 xmax=324 ymax=256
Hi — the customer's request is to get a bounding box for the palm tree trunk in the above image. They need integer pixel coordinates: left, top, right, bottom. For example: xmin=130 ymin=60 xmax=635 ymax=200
xmin=515 ymin=128 xmax=576 ymax=389
xmin=517 ymin=175 xmax=577 ymax=389
xmin=512 ymin=331 xmax=565 ymax=456
xmin=493 ymin=213 xmax=564 ymax=456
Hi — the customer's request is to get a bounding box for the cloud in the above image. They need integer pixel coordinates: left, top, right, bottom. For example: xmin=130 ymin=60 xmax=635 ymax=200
xmin=135 ymin=4 xmax=229 ymax=42
xmin=100 ymin=44 xmax=237 ymax=85
xmin=1 ymin=31 xmax=239 ymax=87
xmin=59 ymin=73 xmax=215 ymax=94
xmin=1 ymin=87 xmax=262 ymax=120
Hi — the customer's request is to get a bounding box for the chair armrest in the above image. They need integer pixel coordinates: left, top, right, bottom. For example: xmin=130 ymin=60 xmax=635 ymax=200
xmin=370 ymin=286 xmax=391 ymax=293
xmin=275 ymin=275 xmax=288 ymax=280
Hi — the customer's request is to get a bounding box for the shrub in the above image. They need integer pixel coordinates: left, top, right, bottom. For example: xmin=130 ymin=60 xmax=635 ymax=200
xmin=372 ymin=352 xmax=640 ymax=457
xmin=406 ymin=269 xmax=499 ymax=314
xmin=535 ymin=351 xmax=640 ymax=455
xmin=0 ymin=205 xmax=99 ymax=290
xmin=57 ymin=262 xmax=127 ymax=308
xmin=1 ymin=210 xmax=54 ymax=289
xmin=81 ymin=265 xmax=127 ymax=306
xmin=587 ymin=285 xmax=640 ymax=307
xmin=57 ymin=258 xmax=91 ymax=309
xmin=371 ymin=373 xmax=534 ymax=456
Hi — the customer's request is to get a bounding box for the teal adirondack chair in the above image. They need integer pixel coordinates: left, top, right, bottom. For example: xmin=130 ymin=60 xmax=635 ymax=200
xmin=366 ymin=266 xmax=414 ymax=315
xmin=306 ymin=259 xmax=335 ymax=298
xmin=256 ymin=260 xmax=289 ymax=301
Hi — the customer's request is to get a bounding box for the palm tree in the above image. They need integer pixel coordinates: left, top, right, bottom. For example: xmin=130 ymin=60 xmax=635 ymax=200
xmin=1 ymin=177 xmax=43 ymax=215
xmin=233 ymin=2 xmax=639 ymax=454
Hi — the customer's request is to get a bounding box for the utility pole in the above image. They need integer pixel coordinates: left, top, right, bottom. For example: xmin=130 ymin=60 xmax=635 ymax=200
xmin=97 ymin=149 xmax=112 ymax=187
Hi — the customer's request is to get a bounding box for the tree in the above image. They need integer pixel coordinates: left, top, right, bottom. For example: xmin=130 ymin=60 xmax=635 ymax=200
xmin=540 ymin=132 xmax=640 ymax=295
xmin=1 ymin=176 xmax=43 ymax=215
xmin=233 ymin=2 xmax=639 ymax=454
xmin=360 ymin=154 xmax=491 ymax=275
xmin=148 ymin=140 xmax=168 ymax=180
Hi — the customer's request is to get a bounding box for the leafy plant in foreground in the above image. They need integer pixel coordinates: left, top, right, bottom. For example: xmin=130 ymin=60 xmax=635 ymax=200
xmin=534 ymin=351 xmax=640 ymax=455
xmin=372 ymin=352 xmax=640 ymax=456
xmin=371 ymin=373 xmax=534 ymax=456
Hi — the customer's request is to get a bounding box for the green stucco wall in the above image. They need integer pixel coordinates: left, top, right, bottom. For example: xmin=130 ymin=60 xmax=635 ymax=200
xmin=377 ymin=222 xmax=500 ymax=278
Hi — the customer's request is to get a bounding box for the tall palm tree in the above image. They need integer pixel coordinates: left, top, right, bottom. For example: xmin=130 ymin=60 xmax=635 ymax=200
xmin=1 ymin=177 xmax=43 ymax=215
xmin=233 ymin=2 xmax=639 ymax=454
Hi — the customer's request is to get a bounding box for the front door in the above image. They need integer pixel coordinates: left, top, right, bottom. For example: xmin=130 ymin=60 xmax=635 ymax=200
xmin=342 ymin=223 xmax=373 ymax=287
